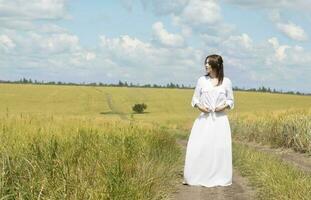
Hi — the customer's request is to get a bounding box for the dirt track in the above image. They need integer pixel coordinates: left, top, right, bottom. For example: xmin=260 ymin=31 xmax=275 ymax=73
xmin=169 ymin=139 xmax=257 ymax=200
xmin=170 ymin=138 xmax=311 ymax=199
xmin=234 ymin=139 xmax=311 ymax=173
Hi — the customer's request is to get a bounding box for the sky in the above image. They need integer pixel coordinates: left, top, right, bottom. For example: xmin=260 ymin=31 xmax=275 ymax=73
xmin=0 ymin=0 xmax=311 ymax=93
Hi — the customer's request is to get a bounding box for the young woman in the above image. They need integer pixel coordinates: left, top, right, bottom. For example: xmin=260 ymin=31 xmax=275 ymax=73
xmin=183 ymin=54 xmax=234 ymax=187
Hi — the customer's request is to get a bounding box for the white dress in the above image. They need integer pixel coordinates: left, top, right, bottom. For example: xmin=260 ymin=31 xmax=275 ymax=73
xmin=183 ymin=75 xmax=235 ymax=187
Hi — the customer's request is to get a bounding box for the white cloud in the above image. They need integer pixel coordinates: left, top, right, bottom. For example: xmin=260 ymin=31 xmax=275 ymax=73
xmin=264 ymin=41 xmax=311 ymax=86
xmin=198 ymin=31 xmax=311 ymax=91
xmin=0 ymin=29 xmax=96 ymax=84
xmin=0 ymin=0 xmax=70 ymax=37
xmin=152 ymin=21 xmax=184 ymax=47
xmin=268 ymin=37 xmax=290 ymax=61
xmin=177 ymin=0 xmax=221 ymax=26
xmin=222 ymin=0 xmax=311 ymax=12
xmin=99 ymin=34 xmax=204 ymax=83
xmin=0 ymin=0 xmax=96 ymax=81
xmin=223 ymin=33 xmax=253 ymax=50
xmin=100 ymin=35 xmax=152 ymax=59
xmin=1 ymin=0 xmax=310 ymax=92
xmin=0 ymin=0 xmax=69 ymax=20
xmin=267 ymin=9 xmax=308 ymax=42
xmin=36 ymin=33 xmax=80 ymax=54
xmin=276 ymin=22 xmax=308 ymax=41
xmin=68 ymin=51 xmax=97 ymax=66
xmin=140 ymin=0 xmax=189 ymax=15
xmin=0 ymin=34 xmax=15 ymax=51
xmin=171 ymin=0 xmax=236 ymax=49
xmin=120 ymin=0 xmax=190 ymax=15
xmin=85 ymin=52 xmax=96 ymax=61
xmin=123 ymin=0 xmax=231 ymax=39
xmin=172 ymin=0 xmax=223 ymax=34
xmin=0 ymin=19 xmax=34 ymax=31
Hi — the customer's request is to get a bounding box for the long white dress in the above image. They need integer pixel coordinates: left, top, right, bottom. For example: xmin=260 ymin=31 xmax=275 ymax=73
xmin=183 ymin=75 xmax=235 ymax=187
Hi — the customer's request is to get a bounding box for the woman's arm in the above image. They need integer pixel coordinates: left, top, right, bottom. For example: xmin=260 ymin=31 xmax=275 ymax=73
xmin=215 ymin=78 xmax=234 ymax=112
xmin=191 ymin=78 xmax=201 ymax=108
xmin=191 ymin=78 xmax=211 ymax=113
xmin=225 ymin=78 xmax=234 ymax=110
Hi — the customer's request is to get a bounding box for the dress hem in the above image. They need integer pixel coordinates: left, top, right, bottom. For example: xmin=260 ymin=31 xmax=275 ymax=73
xmin=184 ymin=181 xmax=232 ymax=188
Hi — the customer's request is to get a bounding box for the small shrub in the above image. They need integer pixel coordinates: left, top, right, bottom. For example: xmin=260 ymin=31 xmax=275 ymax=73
xmin=132 ymin=103 xmax=147 ymax=113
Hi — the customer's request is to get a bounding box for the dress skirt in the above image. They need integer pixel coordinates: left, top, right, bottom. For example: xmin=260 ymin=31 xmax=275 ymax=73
xmin=183 ymin=110 xmax=232 ymax=187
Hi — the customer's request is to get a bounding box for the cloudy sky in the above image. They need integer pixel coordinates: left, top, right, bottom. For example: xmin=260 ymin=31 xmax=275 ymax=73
xmin=1 ymin=0 xmax=311 ymax=93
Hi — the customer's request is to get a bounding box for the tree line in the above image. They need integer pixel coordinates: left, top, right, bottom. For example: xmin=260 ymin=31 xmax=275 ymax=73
xmin=0 ymin=77 xmax=309 ymax=96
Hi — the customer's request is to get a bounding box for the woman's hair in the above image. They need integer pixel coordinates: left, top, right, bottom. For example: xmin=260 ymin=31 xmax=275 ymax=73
xmin=204 ymin=54 xmax=224 ymax=86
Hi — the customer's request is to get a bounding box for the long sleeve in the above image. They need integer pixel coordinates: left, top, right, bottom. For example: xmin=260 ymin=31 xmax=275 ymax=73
xmin=191 ymin=78 xmax=201 ymax=108
xmin=225 ymin=78 xmax=234 ymax=109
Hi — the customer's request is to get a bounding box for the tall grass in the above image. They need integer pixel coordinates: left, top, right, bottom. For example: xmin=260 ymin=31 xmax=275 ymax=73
xmin=233 ymin=142 xmax=311 ymax=200
xmin=0 ymin=114 xmax=182 ymax=199
xmin=231 ymin=109 xmax=311 ymax=154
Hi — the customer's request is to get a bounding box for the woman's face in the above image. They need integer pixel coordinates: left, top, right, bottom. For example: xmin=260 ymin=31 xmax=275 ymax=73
xmin=205 ymin=62 xmax=213 ymax=74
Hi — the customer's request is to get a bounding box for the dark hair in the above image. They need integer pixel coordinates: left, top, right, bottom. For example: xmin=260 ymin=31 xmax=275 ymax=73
xmin=204 ymin=54 xmax=224 ymax=86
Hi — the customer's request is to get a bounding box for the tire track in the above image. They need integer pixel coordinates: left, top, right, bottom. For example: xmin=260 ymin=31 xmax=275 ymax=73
xmin=93 ymin=87 xmax=129 ymax=120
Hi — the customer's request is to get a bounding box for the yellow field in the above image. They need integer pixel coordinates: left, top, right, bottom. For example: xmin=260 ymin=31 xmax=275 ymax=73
xmin=1 ymin=83 xmax=311 ymax=199
xmin=1 ymin=83 xmax=311 ymax=129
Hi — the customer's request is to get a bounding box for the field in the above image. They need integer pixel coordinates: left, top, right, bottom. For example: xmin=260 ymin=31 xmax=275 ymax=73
xmin=1 ymin=83 xmax=310 ymax=128
xmin=1 ymin=83 xmax=311 ymax=199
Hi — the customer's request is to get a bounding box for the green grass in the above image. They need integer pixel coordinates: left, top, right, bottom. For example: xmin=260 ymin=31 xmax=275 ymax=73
xmin=233 ymin=142 xmax=311 ymax=200
xmin=0 ymin=114 xmax=182 ymax=199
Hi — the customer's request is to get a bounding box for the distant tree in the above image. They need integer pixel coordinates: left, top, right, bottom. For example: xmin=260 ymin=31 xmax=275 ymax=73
xmin=143 ymin=84 xmax=151 ymax=87
xmin=22 ymin=77 xmax=28 ymax=83
xmin=267 ymin=87 xmax=271 ymax=92
xmin=88 ymin=82 xmax=97 ymax=86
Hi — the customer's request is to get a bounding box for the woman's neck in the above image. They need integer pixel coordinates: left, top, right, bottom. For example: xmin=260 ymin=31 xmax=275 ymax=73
xmin=209 ymin=73 xmax=217 ymax=79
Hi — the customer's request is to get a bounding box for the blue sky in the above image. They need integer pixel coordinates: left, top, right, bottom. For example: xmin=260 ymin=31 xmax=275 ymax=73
xmin=1 ymin=0 xmax=311 ymax=93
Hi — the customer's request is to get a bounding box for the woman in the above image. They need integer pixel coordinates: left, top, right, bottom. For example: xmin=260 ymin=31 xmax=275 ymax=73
xmin=183 ymin=54 xmax=234 ymax=187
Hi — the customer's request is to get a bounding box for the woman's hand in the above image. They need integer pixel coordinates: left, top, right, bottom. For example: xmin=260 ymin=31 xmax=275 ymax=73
xmin=215 ymin=103 xmax=228 ymax=112
xmin=197 ymin=105 xmax=211 ymax=113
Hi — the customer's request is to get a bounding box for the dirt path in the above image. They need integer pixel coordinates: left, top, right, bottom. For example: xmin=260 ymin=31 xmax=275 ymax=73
xmin=169 ymin=139 xmax=257 ymax=200
xmin=234 ymin=139 xmax=311 ymax=173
